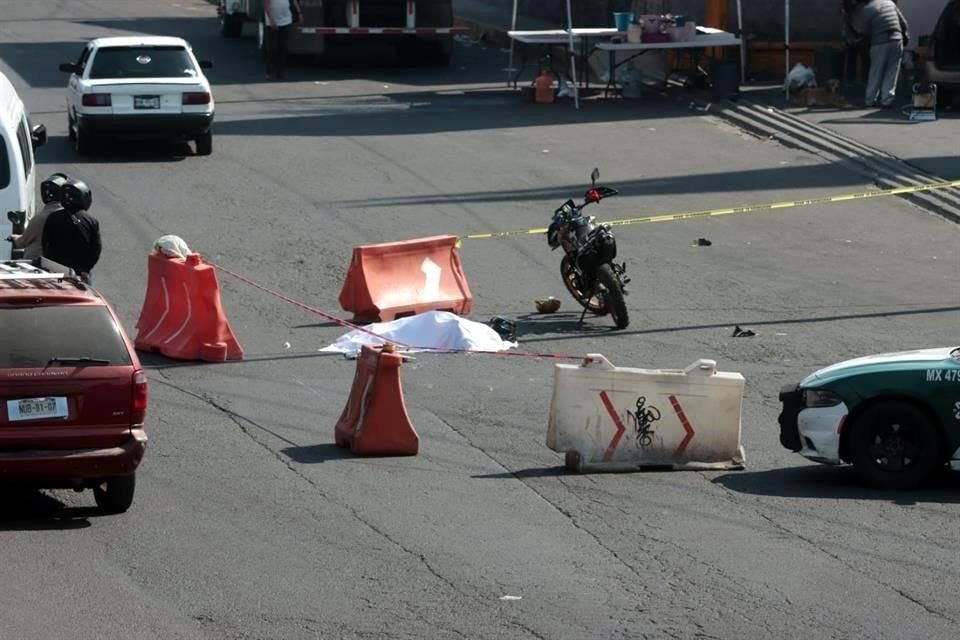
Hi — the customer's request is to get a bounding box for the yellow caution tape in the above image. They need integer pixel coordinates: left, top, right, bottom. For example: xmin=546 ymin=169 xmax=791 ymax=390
xmin=458 ymin=179 xmax=960 ymax=243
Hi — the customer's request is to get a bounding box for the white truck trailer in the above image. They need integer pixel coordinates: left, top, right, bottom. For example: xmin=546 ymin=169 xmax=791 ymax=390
xmin=217 ymin=0 xmax=466 ymax=65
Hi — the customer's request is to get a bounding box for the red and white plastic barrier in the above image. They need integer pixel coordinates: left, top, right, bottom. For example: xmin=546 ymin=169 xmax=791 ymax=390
xmin=135 ymin=252 xmax=243 ymax=362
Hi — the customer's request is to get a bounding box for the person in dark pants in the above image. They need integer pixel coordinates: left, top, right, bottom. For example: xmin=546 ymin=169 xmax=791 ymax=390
xmin=842 ymin=0 xmax=870 ymax=85
xmin=264 ymin=0 xmax=303 ymax=79
xmin=41 ymin=178 xmax=101 ymax=285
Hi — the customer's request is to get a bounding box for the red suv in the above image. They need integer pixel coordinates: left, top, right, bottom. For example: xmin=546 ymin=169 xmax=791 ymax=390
xmin=0 ymin=258 xmax=147 ymax=513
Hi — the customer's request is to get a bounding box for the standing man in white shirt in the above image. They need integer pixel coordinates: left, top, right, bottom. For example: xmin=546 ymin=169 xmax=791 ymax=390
xmin=264 ymin=0 xmax=303 ymax=79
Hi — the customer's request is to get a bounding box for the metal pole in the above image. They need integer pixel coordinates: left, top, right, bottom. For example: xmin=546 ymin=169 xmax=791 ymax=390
xmin=737 ymin=0 xmax=745 ymax=84
xmin=507 ymin=0 xmax=519 ymax=87
xmin=566 ymin=0 xmax=580 ymax=109
xmin=785 ymin=0 xmax=791 ymax=99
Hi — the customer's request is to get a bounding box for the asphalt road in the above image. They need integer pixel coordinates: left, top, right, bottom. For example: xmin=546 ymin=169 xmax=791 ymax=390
xmin=2 ymin=2 xmax=960 ymax=639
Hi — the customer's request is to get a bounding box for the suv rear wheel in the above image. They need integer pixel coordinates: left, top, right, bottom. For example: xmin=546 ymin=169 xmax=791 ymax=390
xmin=93 ymin=474 xmax=136 ymax=514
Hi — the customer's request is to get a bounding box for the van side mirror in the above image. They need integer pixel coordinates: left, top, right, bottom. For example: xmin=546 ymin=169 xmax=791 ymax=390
xmin=59 ymin=62 xmax=77 ymax=73
xmin=30 ymin=124 xmax=47 ymax=149
xmin=199 ymin=60 xmax=213 ymax=69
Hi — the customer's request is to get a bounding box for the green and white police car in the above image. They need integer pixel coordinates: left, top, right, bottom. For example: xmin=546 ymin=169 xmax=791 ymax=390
xmin=779 ymin=346 xmax=960 ymax=490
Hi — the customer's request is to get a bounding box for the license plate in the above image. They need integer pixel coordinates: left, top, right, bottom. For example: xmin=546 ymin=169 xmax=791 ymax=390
xmin=6 ymin=397 xmax=69 ymax=422
xmin=134 ymin=95 xmax=160 ymax=109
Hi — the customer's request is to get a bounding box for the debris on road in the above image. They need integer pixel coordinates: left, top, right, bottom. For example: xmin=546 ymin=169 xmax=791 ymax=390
xmin=732 ymin=325 xmax=756 ymax=337
xmin=694 ymin=238 xmax=712 ymax=247
xmin=488 ymin=316 xmax=517 ymax=342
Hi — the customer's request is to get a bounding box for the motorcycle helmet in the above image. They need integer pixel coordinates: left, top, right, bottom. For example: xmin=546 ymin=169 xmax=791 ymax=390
xmin=61 ymin=178 xmax=93 ymax=211
xmin=40 ymin=172 xmax=69 ymax=205
xmin=535 ymin=297 xmax=561 ymax=314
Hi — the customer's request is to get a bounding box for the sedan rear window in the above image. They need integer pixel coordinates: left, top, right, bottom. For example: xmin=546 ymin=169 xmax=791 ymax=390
xmin=0 ymin=306 xmax=132 ymax=368
xmin=88 ymin=46 xmax=197 ymax=80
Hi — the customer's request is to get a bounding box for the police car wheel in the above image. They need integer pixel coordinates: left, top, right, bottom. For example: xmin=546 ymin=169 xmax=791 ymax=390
xmin=850 ymin=401 xmax=941 ymax=491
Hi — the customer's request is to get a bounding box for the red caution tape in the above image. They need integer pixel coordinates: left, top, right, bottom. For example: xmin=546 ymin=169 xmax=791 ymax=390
xmin=210 ymin=263 xmax=582 ymax=361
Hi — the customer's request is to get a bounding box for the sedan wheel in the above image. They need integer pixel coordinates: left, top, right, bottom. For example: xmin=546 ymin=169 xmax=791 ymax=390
xmin=195 ymin=132 xmax=213 ymax=156
xmin=74 ymin=124 xmax=92 ymax=156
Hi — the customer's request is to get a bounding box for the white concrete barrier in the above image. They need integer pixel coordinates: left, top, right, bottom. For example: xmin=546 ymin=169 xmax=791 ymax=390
xmin=546 ymin=354 xmax=746 ymax=472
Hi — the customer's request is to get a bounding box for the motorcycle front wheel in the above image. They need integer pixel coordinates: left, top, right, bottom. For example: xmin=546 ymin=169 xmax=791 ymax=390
xmin=561 ymin=255 xmax=606 ymax=315
xmin=596 ymin=263 xmax=629 ymax=329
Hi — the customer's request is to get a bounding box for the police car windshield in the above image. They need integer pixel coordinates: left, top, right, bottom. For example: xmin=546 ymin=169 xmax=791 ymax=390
xmin=88 ymin=46 xmax=197 ymax=80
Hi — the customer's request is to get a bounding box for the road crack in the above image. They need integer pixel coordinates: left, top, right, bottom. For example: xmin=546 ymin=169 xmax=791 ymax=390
xmin=705 ymin=471 xmax=958 ymax=625
xmin=149 ymin=373 xmax=470 ymax=608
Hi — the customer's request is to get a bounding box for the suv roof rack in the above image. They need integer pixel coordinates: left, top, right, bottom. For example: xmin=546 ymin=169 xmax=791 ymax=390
xmin=0 ymin=258 xmax=83 ymax=283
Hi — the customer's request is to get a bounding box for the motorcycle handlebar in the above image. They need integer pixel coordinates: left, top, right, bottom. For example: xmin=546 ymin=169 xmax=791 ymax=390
xmin=553 ymin=186 xmax=619 ymax=220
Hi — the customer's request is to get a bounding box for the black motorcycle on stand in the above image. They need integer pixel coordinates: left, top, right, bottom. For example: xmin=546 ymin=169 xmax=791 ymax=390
xmin=547 ymin=169 xmax=630 ymax=330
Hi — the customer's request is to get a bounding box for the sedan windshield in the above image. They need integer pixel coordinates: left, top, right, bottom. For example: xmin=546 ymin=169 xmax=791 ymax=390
xmin=88 ymin=45 xmax=197 ymax=80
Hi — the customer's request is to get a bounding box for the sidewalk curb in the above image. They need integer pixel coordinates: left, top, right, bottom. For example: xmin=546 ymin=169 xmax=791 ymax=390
xmin=715 ymin=98 xmax=960 ymax=225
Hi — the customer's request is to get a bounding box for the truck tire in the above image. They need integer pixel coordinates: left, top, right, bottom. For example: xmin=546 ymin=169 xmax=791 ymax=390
xmin=417 ymin=0 xmax=453 ymax=66
xmin=220 ymin=13 xmax=243 ymax=38
xmin=431 ymin=37 xmax=452 ymax=67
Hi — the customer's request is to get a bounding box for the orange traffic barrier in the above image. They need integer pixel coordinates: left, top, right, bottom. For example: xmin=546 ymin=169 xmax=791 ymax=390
xmin=338 ymin=235 xmax=473 ymax=323
xmin=334 ymin=344 xmax=419 ymax=456
xmin=135 ymin=252 xmax=244 ymax=362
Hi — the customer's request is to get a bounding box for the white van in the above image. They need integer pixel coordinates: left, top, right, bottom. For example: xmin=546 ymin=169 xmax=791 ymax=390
xmin=0 ymin=70 xmax=47 ymax=258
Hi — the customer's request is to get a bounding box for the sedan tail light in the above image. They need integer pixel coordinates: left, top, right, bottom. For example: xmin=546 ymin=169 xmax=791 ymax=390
xmin=131 ymin=370 xmax=148 ymax=425
xmin=182 ymin=92 xmax=211 ymax=105
xmin=81 ymin=93 xmax=112 ymax=107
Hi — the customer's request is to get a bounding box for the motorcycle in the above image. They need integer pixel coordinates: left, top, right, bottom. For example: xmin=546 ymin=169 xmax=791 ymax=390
xmin=546 ymin=168 xmax=630 ymax=330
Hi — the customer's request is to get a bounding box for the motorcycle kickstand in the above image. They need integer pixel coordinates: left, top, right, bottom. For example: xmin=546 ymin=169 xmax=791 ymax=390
xmin=579 ymin=283 xmax=598 ymax=325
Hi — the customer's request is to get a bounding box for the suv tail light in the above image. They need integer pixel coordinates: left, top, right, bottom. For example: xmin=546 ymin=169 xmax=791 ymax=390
xmin=131 ymin=370 xmax=148 ymax=425
xmin=182 ymin=92 xmax=211 ymax=105
xmin=82 ymin=93 xmax=112 ymax=107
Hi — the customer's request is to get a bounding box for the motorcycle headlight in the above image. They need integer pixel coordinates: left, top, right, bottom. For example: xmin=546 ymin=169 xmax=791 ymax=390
xmin=803 ymin=388 xmax=842 ymax=408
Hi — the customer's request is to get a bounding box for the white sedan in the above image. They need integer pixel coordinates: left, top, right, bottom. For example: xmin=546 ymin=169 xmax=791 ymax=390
xmin=59 ymin=36 xmax=215 ymax=156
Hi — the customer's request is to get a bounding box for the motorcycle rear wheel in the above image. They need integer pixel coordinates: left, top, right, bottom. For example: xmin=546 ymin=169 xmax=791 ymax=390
xmin=561 ymin=255 xmax=606 ymax=315
xmin=596 ymin=264 xmax=629 ymax=329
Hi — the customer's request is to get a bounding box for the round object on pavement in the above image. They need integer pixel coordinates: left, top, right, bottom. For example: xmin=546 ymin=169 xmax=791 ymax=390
xmin=535 ymin=297 xmax=562 ymax=314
